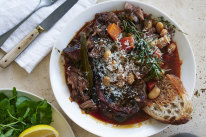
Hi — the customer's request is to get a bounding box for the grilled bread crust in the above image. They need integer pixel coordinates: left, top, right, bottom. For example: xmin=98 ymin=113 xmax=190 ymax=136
xmin=143 ymin=74 xmax=193 ymax=125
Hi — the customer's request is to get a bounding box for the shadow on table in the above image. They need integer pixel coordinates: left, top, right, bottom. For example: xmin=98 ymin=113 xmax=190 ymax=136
xmin=170 ymin=133 xmax=199 ymax=137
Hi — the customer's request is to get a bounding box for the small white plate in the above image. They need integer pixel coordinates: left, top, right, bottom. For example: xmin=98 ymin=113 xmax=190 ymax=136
xmin=0 ymin=89 xmax=75 ymax=137
xmin=50 ymin=1 xmax=196 ymax=137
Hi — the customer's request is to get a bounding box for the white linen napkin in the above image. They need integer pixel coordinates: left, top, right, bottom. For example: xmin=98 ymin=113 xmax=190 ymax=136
xmin=0 ymin=0 xmax=97 ymax=73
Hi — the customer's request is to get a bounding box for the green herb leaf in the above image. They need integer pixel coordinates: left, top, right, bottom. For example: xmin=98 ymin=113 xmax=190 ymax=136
xmin=0 ymin=93 xmax=8 ymax=101
xmin=36 ymin=100 xmax=52 ymax=124
xmin=0 ymin=99 xmax=10 ymax=122
xmin=4 ymin=129 xmax=14 ymax=137
xmin=0 ymin=87 xmax=52 ymax=136
xmin=80 ymin=33 xmax=93 ymax=90
xmin=123 ymin=20 xmax=163 ymax=80
xmin=16 ymin=96 xmax=36 ymax=118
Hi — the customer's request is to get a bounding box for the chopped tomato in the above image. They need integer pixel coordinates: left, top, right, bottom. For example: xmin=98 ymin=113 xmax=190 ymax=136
xmin=107 ymin=23 xmax=121 ymax=41
xmin=120 ymin=36 xmax=135 ymax=52
xmin=146 ymin=81 xmax=157 ymax=92
xmin=153 ymin=47 xmax=162 ymax=58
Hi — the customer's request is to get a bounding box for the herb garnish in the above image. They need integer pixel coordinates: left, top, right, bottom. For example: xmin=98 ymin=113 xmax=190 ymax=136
xmin=123 ymin=20 xmax=164 ymax=80
xmin=80 ymin=33 xmax=93 ymax=90
xmin=0 ymin=87 xmax=52 ymax=137
xmin=55 ymin=47 xmax=61 ymax=53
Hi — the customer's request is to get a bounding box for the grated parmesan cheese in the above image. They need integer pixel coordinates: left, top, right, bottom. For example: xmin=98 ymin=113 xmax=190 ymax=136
xmin=91 ymin=36 xmax=143 ymax=101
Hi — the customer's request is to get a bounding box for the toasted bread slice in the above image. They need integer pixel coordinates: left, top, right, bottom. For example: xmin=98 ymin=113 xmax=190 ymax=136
xmin=143 ymin=74 xmax=193 ymax=125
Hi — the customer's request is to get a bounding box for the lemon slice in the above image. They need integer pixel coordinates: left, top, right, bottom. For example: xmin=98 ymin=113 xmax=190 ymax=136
xmin=19 ymin=125 xmax=59 ymax=137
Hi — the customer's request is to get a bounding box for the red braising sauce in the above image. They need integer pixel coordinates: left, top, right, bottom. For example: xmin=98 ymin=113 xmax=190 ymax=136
xmin=90 ymin=110 xmax=150 ymax=125
xmin=162 ymin=46 xmax=181 ymax=78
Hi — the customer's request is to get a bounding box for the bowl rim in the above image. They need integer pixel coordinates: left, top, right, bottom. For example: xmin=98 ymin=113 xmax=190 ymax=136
xmin=50 ymin=0 xmax=196 ymax=136
xmin=0 ymin=88 xmax=75 ymax=137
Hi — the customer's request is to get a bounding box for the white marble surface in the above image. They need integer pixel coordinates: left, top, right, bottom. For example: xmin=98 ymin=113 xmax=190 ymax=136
xmin=0 ymin=0 xmax=205 ymax=136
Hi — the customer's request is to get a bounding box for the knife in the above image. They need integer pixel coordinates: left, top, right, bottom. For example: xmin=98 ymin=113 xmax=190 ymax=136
xmin=0 ymin=0 xmax=78 ymax=68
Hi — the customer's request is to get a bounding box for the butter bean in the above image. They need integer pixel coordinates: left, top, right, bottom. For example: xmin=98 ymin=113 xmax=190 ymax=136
xmin=148 ymin=86 xmax=161 ymax=99
xmin=156 ymin=22 xmax=164 ymax=33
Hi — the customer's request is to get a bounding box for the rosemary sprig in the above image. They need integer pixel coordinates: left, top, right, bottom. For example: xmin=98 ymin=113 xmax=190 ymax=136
xmin=123 ymin=20 xmax=164 ymax=80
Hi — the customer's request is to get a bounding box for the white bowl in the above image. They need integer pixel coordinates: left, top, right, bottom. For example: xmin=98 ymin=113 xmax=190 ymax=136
xmin=50 ymin=1 xmax=196 ymax=137
xmin=0 ymin=89 xmax=75 ymax=137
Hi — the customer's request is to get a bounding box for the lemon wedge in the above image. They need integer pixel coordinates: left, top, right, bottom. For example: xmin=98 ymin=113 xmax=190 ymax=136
xmin=19 ymin=125 xmax=59 ymax=137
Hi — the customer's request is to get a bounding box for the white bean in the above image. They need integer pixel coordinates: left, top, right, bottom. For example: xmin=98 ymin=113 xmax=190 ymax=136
xmin=148 ymin=86 xmax=161 ymax=99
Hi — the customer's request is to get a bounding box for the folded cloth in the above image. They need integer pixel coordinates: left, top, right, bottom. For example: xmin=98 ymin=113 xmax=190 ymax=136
xmin=0 ymin=0 xmax=97 ymax=73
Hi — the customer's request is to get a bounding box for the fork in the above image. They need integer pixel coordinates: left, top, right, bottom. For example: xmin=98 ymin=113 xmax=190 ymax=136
xmin=0 ymin=0 xmax=57 ymax=47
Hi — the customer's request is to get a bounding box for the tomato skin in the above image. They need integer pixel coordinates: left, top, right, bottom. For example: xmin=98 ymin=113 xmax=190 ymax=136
xmin=153 ymin=47 xmax=162 ymax=58
xmin=146 ymin=81 xmax=157 ymax=92
xmin=120 ymin=36 xmax=135 ymax=52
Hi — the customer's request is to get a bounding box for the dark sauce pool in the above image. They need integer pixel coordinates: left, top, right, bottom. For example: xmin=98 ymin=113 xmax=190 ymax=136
xmin=90 ymin=110 xmax=150 ymax=125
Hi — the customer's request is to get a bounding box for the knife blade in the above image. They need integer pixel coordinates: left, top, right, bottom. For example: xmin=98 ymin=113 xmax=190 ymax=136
xmin=39 ymin=0 xmax=78 ymax=31
xmin=0 ymin=0 xmax=78 ymax=68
